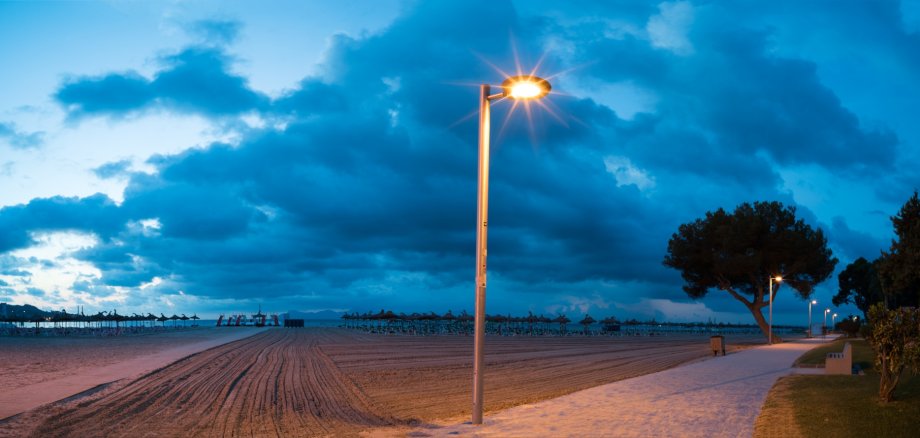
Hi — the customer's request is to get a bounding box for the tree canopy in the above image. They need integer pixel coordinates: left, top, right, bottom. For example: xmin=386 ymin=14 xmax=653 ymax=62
xmin=833 ymin=257 xmax=884 ymax=318
xmin=663 ymin=201 xmax=837 ymax=341
xmin=878 ymin=191 xmax=920 ymax=307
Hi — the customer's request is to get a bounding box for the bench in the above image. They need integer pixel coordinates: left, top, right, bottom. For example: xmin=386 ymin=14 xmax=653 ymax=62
xmin=825 ymin=342 xmax=852 ymax=375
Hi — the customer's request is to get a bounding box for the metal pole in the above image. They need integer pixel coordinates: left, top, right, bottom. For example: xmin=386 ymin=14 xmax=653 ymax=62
xmin=768 ymin=278 xmax=773 ymax=345
xmin=472 ymin=84 xmax=491 ymax=425
xmin=808 ymin=301 xmax=812 ymax=338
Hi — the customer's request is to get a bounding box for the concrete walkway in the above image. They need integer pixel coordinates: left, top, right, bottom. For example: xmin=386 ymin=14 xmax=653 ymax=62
xmin=0 ymin=327 xmax=266 ymax=420
xmin=422 ymin=337 xmax=836 ymax=438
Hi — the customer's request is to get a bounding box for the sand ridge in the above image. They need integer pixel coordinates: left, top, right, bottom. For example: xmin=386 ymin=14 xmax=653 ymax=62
xmin=9 ymin=328 xmax=764 ymax=437
xmin=0 ymin=327 xmax=266 ymax=421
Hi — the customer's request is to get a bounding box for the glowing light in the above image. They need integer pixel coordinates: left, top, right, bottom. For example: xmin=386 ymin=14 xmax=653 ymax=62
xmin=774 ymin=276 xmax=783 ymax=282
xmin=502 ymin=75 xmax=551 ymax=100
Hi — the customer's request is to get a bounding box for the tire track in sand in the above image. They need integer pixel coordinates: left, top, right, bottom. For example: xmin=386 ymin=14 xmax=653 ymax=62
xmin=32 ymin=330 xmax=395 ymax=437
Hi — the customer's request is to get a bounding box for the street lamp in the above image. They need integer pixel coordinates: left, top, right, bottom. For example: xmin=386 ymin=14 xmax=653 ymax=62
xmin=808 ymin=299 xmax=817 ymax=338
xmin=768 ymin=275 xmax=782 ymax=345
xmin=832 ymin=313 xmax=837 ymax=331
xmin=472 ymin=75 xmax=551 ymax=425
xmin=824 ymin=308 xmax=830 ymax=338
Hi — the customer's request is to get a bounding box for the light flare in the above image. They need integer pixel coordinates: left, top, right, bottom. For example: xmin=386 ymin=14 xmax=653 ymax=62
xmin=508 ymin=81 xmax=543 ymax=99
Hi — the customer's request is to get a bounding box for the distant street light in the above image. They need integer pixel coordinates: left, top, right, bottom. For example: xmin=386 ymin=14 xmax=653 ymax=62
xmin=769 ymin=275 xmax=782 ymax=345
xmin=832 ymin=313 xmax=838 ymax=330
xmin=824 ymin=308 xmax=831 ymax=338
xmin=472 ymin=75 xmax=551 ymax=426
xmin=808 ymin=299 xmax=817 ymax=338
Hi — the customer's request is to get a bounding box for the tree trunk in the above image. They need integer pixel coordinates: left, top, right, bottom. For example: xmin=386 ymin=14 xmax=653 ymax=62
xmin=746 ymin=303 xmax=783 ymax=343
xmin=878 ymin=354 xmax=903 ymax=403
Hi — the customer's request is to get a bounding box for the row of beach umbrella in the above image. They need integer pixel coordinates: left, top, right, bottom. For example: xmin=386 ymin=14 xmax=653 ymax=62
xmin=341 ymin=310 xmax=616 ymax=335
xmin=0 ymin=309 xmax=200 ymax=329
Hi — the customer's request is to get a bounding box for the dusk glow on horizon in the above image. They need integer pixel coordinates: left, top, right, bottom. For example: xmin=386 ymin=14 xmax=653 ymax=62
xmin=1 ymin=0 xmax=919 ymax=325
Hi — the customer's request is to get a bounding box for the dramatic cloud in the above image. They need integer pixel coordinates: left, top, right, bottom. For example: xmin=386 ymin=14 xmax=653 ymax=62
xmin=55 ymin=47 xmax=268 ymax=118
xmin=1 ymin=0 xmax=916 ymax=322
xmin=0 ymin=194 xmax=123 ymax=253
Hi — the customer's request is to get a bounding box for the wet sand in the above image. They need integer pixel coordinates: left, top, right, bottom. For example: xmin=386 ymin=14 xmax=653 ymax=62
xmin=2 ymin=328 xmax=762 ymax=437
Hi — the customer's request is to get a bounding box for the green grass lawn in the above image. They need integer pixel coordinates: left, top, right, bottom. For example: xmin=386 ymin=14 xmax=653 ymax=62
xmin=756 ymin=338 xmax=920 ymax=437
xmin=794 ymin=338 xmax=874 ymax=370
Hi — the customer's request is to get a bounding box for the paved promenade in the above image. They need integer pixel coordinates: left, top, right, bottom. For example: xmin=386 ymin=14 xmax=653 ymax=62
xmin=422 ymin=336 xmax=834 ymax=437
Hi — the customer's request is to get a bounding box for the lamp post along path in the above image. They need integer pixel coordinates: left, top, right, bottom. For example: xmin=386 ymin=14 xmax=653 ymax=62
xmin=471 ymin=77 xmax=550 ymax=426
xmin=808 ymin=300 xmax=816 ymax=338
xmin=472 ymin=84 xmax=493 ymax=426
xmin=768 ymin=276 xmax=781 ymax=345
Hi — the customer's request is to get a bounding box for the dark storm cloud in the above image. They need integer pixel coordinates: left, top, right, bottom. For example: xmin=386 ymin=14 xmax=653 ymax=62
xmin=0 ymin=194 xmax=124 ymax=252
xmin=828 ymin=217 xmax=887 ymax=262
xmin=3 ymin=0 xmax=914 ymax=316
xmin=691 ymin=27 xmax=898 ymax=171
xmin=55 ymin=47 xmax=268 ymax=118
xmin=567 ymin=9 xmax=898 ymax=178
xmin=55 ymin=72 xmax=154 ymax=116
xmin=22 ymin=0 xmax=677 ymax=302
xmin=0 ymin=121 xmax=44 ymax=149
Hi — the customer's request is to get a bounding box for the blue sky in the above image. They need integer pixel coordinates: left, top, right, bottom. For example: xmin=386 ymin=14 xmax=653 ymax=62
xmin=1 ymin=0 xmax=918 ymax=324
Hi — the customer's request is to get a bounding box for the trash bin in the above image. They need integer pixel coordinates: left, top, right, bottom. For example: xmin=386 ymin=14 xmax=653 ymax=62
xmin=710 ymin=335 xmax=726 ymax=356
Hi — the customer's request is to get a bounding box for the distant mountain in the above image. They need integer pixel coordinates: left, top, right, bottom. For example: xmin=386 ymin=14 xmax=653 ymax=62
xmin=284 ymin=309 xmax=345 ymax=320
xmin=0 ymin=303 xmax=50 ymax=320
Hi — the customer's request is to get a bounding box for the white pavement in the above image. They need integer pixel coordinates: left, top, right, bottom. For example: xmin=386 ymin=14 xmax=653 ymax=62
xmin=0 ymin=327 xmax=267 ymax=420
xmin=421 ymin=337 xmax=835 ymax=438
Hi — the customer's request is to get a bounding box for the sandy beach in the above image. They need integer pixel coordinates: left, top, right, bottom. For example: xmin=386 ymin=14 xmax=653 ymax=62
xmin=0 ymin=327 xmax=266 ymax=423
xmin=1 ymin=328 xmax=763 ymax=437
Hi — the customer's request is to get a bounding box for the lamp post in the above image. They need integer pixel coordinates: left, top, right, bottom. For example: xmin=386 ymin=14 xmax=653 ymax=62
xmin=808 ymin=299 xmax=816 ymax=338
xmin=824 ymin=308 xmax=830 ymax=338
xmin=768 ymin=275 xmax=782 ymax=345
xmin=472 ymin=75 xmax=551 ymax=425
xmin=832 ymin=313 xmax=837 ymax=331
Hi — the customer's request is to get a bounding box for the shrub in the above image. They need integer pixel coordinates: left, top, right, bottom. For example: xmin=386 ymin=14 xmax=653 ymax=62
xmin=866 ymin=303 xmax=920 ymax=402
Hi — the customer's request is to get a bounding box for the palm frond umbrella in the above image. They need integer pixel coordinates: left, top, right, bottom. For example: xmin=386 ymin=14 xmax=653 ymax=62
xmin=383 ymin=310 xmax=398 ymax=332
xmin=579 ymin=314 xmax=596 ymax=336
xmin=92 ymin=311 xmax=107 ymax=329
xmin=190 ymin=314 xmax=200 ymax=327
xmin=600 ymin=316 xmax=621 ymax=333
xmin=553 ymin=314 xmax=570 ymax=335
xmin=180 ymin=314 xmax=190 ymax=327
xmin=526 ymin=311 xmax=537 ymax=336
xmin=442 ymin=310 xmax=456 ymax=334
xmin=169 ymin=314 xmax=180 ymax=327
